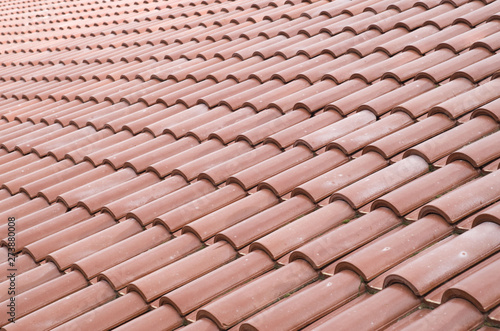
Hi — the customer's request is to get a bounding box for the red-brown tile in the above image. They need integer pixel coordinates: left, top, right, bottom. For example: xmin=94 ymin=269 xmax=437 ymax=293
xmin=332 ymin=155 xmax=429 ymax=209
xmin=384 ymin=222 xmax=500 ymax=295
xmin=399 ymin=299 xmax=483 ymax=331
xmin=127 ymin=241 xmax=237 ymax=302
xmin=161 ymin=250 xmax=274 ymax=316
xmin=113 ymin=304 xmax=183 ymax=331
xmin=405 ymin=115 xmax=498 ymax=163
xmin=154 ymin=184 xmax=247 ymax=233
xmin=290 ymin=207 xmax=401 ymax=269
xmin=99 ymin=233 xmax=202 ymax=291
xmin=251 ymin=200 xmax=355 ymax=260
xmin=3 ymin=281 xmax=115 ymax=330
xmin=293 ymin=152 xmax=388 ymax=203
xmin=240 ymin=270 xmax=364 ymax=331
xmin=337 ymin=214 xmax=452 ymax=281
xmin=197 ymin=260 xmax=317 ymax=329
xmin=373 ymin=161 xmax=478 ymax=216
xmin=420 ymin=169 xmax=500 ymax=223
xmin=310 ymin=284 xmax=420 ymax=331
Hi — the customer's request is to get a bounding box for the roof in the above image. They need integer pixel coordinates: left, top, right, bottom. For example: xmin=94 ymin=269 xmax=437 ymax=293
xmin=0 ymin=0 xmax=499 ymax=329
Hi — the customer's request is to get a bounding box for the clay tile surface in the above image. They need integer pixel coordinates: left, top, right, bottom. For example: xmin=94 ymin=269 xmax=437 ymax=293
xmin=1 ymin=0 xmax=499 ymax=329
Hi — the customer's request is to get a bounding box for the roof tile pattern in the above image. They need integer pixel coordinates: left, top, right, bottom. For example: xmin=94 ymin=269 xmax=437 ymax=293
xmin=0 ymin=0 xmax=499 ymax=329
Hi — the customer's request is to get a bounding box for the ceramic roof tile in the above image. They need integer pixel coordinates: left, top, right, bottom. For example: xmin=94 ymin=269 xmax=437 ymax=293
xmin=251 ymin=200 xmax=355 ymax=260
xmin=240 ymin=270 xmax=364 ymax=331
xmin=401 ymin=299 xmax=484 ymax=331
xmin=293 ymin=151 xmax=388 ymax=203
xmin=197 ymin=260 xmax=317 ymax=329
xmin=312 ymin=284 xmax=421 ymax=331
xmin=1 ymin=0 xmax=499 ymax=328
xmin=385 ymin=222 xmax=500 ymax=295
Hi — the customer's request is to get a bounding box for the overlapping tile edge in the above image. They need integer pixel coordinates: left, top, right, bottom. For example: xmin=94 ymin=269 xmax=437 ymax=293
xmin=0 ymin=0 xmax=499 ymax=329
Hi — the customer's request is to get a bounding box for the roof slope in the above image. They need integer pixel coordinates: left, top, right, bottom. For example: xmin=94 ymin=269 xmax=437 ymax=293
xmin=0 ymin=0 xmax=499 ymax=329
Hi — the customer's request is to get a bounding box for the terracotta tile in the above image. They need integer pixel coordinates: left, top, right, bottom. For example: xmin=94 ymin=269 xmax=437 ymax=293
xmin=385 ymin=222 xmax=500 ymax=295
xmin=323 ymin=52 xmax=389 ymax=84
xmin=331 ymin=155 xmax=429 ymax=209
xmin=146 ymin=140 xmax=224 ymax=178
xmin=384 ymin=308 xmax=432 ymax=330
xmin=197 ymin=260 xmax=317 ymax=329
xmin=115 ymin=305 xmax=183 ymax=330
xmin=215 ymin=195 xmax=314 ymax=251
xmin=47 ymin=218 xmax=142 ymax=270
xmin=153 ymin=183 xmax=247 ymax=232
xmin=226 ymin=56 xmax=283 ymax=83
xmin=200 ymin=144 xmax=281 ymax=185
xmin=259 ymin=149 xmax=347 ymax=196
xmin=294 ymin=79 xmax=367 ymax=113
xmin=446 ymin=128 xmax=499 ymax=167
xmin=438 ymin=21 xmax=500 ymax=53
xmin=298 ymin=53 xmax=359 ymax=84
xmin=243 ymin=79 xmax=310 ymax=112
xmin=162 ymin=250 xmax=274 ymax=316
xmin=417 ymin=48 xmax=492 ymax=83
xmin=262 ymin=54 xmax=325 ymax=83
xmin=373 ymin=161 xmax=478 ymax=216
xmin=352 ymin=52 xmax=418 ymax=84
xmin=3 ymin=281 xmax=115 ymax=330
xmin=236 ymin=108 xmax=309 ymax=146
xmin=53 ymin=292 xmax=149 ymax=331
xmin=451 ymin=54 xmax=500 ymax=85
xmin=454 ymin=0 xmax=500 ymax=27
xmin=5 ymin=204 xmax=87 ymax=251
xmin=290 ymin=207 xmax=401 ymax=269
xmin=251 ymin=200 xmax=355 ymax=260
xmin=328 ymin=112 xmax=413 ymax=154
xmin=78 ymin=172 xmax=160 ymax=213
xmin=441 ymin=254 xmax=500 ymax=311
xmin=293 ymin=152 xmax=387 ymax=203
xmin=311 ymin=284 xmax=420 ymax=331
xmin=296 ymin=110 xmax=376 ymax=151
xmin=99 ymin=233 xmax=202 ymax=290
xmin=0 ymin=262 xmax=61 ymax=302
xmin=217 ymin=79 xmax=277 ymax=111
xmin=240 ymin=270 xmax=364 ymax=331
xmin=472 ymin=97 xmax=500 ymax=123
xmin=397 ymin=3 xmax=454 ymax=30
xmin=126 ymin=179 xmax=215 ymax=226
xmin=69 ymin=225 xmax=163 ymax=280
xmin=405 ymin=115 xmax=498 ymax=163
xmin=400 ymin=299 xmax=483 ymax=331
xmin=350 ymin=27 xmax=409 ymax=57
xmin=0 ymin=270 xmax=87 ymax=326
xmin=228 ymin=145 xmax=312 ymax=190
xmin=127 ymin=241 xmax=237 ymax=302
xmin=301 ymin=292 xmax=372 ymax=330
xmin=420 ymin=169 xmax=500 ymax=223
xmin=102 ymin=175 xmax=187 ymax=220
xmin=139 ymin=105 xmax=206 ymax=137
xmin=0 ymin=254 xmax=36 ymax=280
xmin=164 ymin=106 xmax=232 ymax=138
xmin=184 ymin=189 xmax=278 ymax=241
xmin=359 ymin=79 xmax=435 ymax=116
xmin=337 ymin=215 xmax=452 ymax=281
xmin=268 ymin=80 xmax=339 ymax=113
xmin=473 ymin=200 xmax=500 ymax=226
xmin=365 ymin=114 xmax=455 ymax=158
xmin=472 ymin=28 xmax=500 ymax=52
xmin=370 ymin=7 xmax=426 ymax=33
xmin=24 ymin=212 xmax=116 ymax=262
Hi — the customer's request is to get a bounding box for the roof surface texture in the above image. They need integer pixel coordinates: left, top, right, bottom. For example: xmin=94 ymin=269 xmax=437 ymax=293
xmin=0 ymin=0 xmax=499 ymax=329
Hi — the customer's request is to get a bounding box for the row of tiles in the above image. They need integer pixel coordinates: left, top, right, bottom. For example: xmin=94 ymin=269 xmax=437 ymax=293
xmin=0 ymin=179 xmax=499 ymax=329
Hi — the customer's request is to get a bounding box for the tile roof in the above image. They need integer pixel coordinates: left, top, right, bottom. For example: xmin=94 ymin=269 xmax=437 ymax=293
xmin=0 ymin=0 xmax=499 ymax=329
